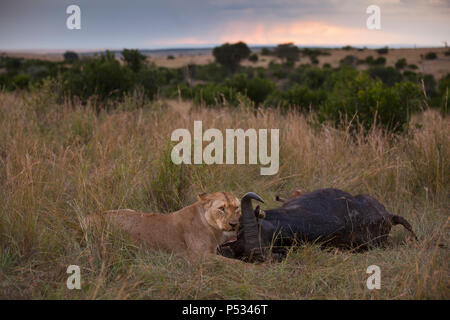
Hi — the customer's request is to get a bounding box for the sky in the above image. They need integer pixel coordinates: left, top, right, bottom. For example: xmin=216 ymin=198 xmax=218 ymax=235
xmin=0 ymin=0 xmax=449 ymax=51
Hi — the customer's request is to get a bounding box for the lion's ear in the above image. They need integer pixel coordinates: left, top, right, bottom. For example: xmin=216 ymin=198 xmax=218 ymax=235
xmin=197 ymin=193 xmax=208 ymax=202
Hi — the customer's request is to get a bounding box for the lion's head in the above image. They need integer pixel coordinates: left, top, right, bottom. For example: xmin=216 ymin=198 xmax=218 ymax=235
xmin=197 ymin=192 xmax=241 ymax=235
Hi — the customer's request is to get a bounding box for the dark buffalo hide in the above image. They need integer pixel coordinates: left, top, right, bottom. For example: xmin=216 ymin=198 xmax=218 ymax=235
xmin=220 ymin=188 xmax=417 ymax=262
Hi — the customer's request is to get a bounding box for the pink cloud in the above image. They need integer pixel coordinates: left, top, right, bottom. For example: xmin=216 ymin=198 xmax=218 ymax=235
xmin=150 ymin=20 xmax=422 ymax=47
xmin=218 ymin=20 xmax=412 ymax=45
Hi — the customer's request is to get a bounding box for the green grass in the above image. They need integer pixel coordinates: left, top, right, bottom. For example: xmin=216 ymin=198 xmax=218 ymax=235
xmin=0 ymin=90 xmax=448 ymax=299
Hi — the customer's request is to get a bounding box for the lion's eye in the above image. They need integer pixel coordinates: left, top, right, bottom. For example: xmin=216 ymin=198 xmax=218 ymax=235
xmin=219 ymin=207 xmax=225 ymax=213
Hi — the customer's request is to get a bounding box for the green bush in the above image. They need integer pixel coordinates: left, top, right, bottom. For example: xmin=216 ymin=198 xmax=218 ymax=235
xmin=403 ymin=70 xmax=418 ymax=82
xmin=63 ymin=51 xmax=134 ymax=101
xmin=289 ymin=65 xmax=331 ymax=90
xmin=268 ymin=62 xmax=287 ymax=79
xmin=365 ymin=56 xmax=374 ymax=65
xmin=367 ymin=66 xmax=403 ymax=87
xmin=194 ymin=63 xmax=228 ymax=82
xmin=436 ymin=73 xmax=449 ymax=114
xmin=248 ymin=53 xmax=258 ymax=63
xmin=395 ymin=58 xmax=407 ymax=70
xmin=265 ymin=84 xmax=326 ymax=111
xmin=364 ymin=56 xmax=386 ymax=66
xmin=372 ymin=57 xmax=386 ymax=66
xmin=225 ymin=73 xmax=275 ymax=105
xmin=121 ymin=49 xmax=147 ymax=73
xmin=12 ymin=74 xmax=30 ymax=89
xmin=261 ymin=48 xmax=272 ymax=56
xmin=192 ymin=83 xmax=235 ymax=106
xmin=319 ymin=72 xmax=422 ymax=132
xmin=422 ymin=74 xmax=436 ymax=98
xmin=340 ymin=55 xmax=358 ymax=67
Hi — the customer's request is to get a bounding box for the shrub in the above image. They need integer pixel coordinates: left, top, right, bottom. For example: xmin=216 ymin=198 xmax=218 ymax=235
xmin=63 ymin=51 xmax=134 ymax=101
xmin=422 ymin=74 xmax=436 ymax=98
xmin=363 ymin=55 xmax=386 ymax=66
xmin=135 ymin=68 xmax=159 ymax=99
xmin=225 ymin=73 xmax=275 ymax=105
xmin=403 ymin=70 xmax=418 ymax=82
xmin=289 ymin=65 xmax=331 ymax=90
xmin=192 ymin=83 xmax=235 ymax=106
xmin=319 ymin=72 xmax=422 ymax=132
xmin=436 ymin=73 xmax=450 ymax=114
xmin=121 ymin=49 xmax=147 ymax=73
xmin=395 ymin=58 xmax=407 ymax=70
xmin=408 ymin=64 xmax=418 ymax=70
xmin=0 ymin=73 xmax=10 ymax=90
xmin=365 ymin=56 xmax=374 ymax=65
xmin=12 ymin=74 xmax=30 ymax=89
xmin=167 ymin=55 xmax=175 ymax=60
xmin=310 ymin=56 xmax=319 ymax=65
xmin=248 ymin=53 xmax=258 ymax=63
xmin=342 ymin=45 xmax=353 ymax=51
xmin=372 ymin=57 xmax=386 ymax=66
xmin=367 ymin=66 xmax=403 ymax=87
xmin=268 ymin=62 xmax=287 ymax=79
xmin=261 ymin=48 xmax=272 ymax=56
xmin=424 ymin=52 xmax=437 ymax=60
xmin=193 ymin=63 xmax=228 ymax=82
xmin=340 ymin=55 xmax=358 ymax=67
xmin=265 ymin=84 xmax=326 ymax=111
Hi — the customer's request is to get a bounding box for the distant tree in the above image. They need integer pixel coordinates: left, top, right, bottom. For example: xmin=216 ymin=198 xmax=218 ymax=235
xmin=212 ymin=42 xmax=251 ymax=73
xmin=121 ymin=49 xmax=147 ymax=72
xmin=274 ymin=43 xmax=300 ymax=63
xmin=376 ymin=47 xmax=389 ymax=55
xmin=340 ymin=55 xmax=358 ymax=67
xmin=261 ymin=48 xmax=272 ymax=56
xmin=395 ymin=58 xmax=407 ymax=70
xmin=248 ymin=53 xmax=258 ymax=63
xmin=373 ymin=57 xmax=386 ymax=66
xmin=424 ymin=52 xmax=437 ymax=60
xmin=63 ymin=51 xmax=79 ymax=62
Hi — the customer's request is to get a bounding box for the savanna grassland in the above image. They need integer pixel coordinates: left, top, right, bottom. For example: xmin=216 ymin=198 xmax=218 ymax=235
xmin=0 ymin=86 xmax=448 ymax=299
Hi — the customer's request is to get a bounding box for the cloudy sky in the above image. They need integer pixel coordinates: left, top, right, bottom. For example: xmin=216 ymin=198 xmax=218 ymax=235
xmin=0 ymin=0 xmax=449 ymax=51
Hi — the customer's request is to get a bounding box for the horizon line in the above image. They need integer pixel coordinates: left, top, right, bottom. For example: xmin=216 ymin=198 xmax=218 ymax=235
xmin=1 ymin=44 xmax=447 ymax=54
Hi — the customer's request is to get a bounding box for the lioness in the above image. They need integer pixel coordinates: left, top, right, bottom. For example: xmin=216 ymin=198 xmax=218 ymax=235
xmin=84 ymin=192 xmax=241 ymax=257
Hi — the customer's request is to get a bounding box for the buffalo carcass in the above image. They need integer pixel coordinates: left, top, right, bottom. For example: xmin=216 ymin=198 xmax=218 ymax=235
xmin=220 ymin=188 xmax=417 ymax=262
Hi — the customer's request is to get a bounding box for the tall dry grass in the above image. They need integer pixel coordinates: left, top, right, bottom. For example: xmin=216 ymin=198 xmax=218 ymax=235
xmin=0 ymin=89 xmax=448 ymax=299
